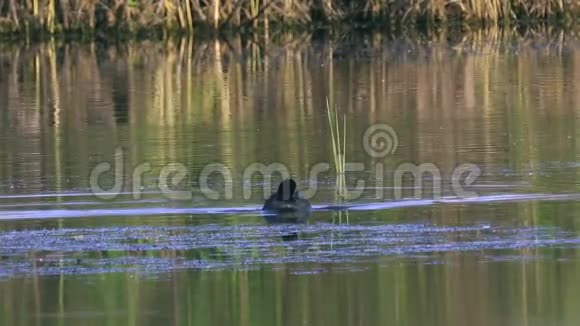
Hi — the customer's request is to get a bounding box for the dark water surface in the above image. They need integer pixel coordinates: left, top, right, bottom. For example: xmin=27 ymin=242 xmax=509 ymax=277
xmin=1 ymin=30 xmax=580 ymax=325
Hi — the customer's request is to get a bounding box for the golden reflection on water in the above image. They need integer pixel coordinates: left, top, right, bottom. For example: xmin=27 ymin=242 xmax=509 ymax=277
xmin=0 ymin=29 xmax=578 ymax=201
xmin=1 ymin=248 xmax=580 ymax=326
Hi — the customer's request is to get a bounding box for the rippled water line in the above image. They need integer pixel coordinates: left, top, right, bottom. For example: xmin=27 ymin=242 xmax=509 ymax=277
xmin=0 ymin=199 xmax=168 ymax=209
xmin=0 ymin=191 xmax=163 ymax=199
xmin=0 ymin=206 xmax=261 ymax=220
xmin=1 ymin=192 xmax=580 ymax=221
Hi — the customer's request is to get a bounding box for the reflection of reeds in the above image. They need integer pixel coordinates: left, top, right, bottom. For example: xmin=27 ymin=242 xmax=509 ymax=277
xmin=0 ymin=1 xmax=578 ymax=35
xmin=0 ymin=28 xmax=578 ymax=199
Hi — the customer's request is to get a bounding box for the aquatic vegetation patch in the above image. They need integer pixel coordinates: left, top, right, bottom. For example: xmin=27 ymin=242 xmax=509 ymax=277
xmin=0 ymin=222 xmax=578 ymax=278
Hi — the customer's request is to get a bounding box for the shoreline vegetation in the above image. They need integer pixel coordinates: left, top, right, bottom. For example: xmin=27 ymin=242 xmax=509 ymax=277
xmin=0 ymin=1 xmax=578 ymax=39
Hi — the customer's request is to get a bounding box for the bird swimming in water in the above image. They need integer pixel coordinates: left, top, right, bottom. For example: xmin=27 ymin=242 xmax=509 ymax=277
xmin=262 ymin=179 xmax=311 ymax=223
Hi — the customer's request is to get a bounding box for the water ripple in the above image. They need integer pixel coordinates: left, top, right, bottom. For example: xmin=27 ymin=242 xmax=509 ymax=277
xmin=2 ymin=192 xmax=580 ymax=220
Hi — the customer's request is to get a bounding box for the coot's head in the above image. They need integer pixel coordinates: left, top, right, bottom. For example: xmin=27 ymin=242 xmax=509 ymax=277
xmin=276 ymin=178 xmax=297 ymax=201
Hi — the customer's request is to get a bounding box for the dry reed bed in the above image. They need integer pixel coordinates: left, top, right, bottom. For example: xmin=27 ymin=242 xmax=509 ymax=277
xmin=0 ymin=0 xmax=578 ymax=35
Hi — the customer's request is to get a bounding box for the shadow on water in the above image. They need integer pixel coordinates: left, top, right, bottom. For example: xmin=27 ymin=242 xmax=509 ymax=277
xmin=262 ymin=210 xmax=312 ymax=241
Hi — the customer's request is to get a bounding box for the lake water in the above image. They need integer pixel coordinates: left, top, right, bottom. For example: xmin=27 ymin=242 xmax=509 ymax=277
xmin=1 ymin=30 xmax=580 ymax=325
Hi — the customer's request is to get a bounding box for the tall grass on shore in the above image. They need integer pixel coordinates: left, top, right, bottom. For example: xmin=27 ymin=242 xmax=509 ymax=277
xmin=0 ymin=0 xmax=578 ymax=35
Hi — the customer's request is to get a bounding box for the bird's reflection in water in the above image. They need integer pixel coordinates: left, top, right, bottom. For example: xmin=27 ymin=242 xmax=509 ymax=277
xmin=280 ymin=232 xmax=299 ymax=241
xmin=263 ymin=209 xmax=311 ymax=241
